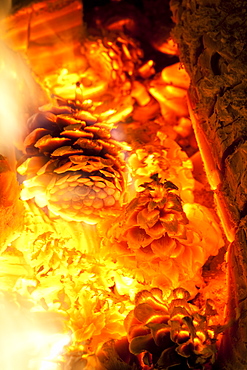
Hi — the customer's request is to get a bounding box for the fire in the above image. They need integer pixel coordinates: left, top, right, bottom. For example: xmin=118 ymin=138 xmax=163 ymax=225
xmin=0 ymin=1 xmax=229 ymax=369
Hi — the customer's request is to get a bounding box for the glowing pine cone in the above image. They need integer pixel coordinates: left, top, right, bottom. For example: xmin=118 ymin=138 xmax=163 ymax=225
xmin=102 ymin=175 xmax=224 ymax=289
xmin=109 ymin=175 xmax=188 ymax=242
xmin=84 ymin=33 xmax=143 ymax=88
xmin=128 ymin=133 xmax=195 ymax=204
xmin=103 ymin=176 xmax=189 ymax=269
xmin=17 ymin=105 xmax=127 ymax=224
xmin=124 ymin=288 xmax=219 ymax=370
xmin=100 ymin=177 xmax=189 ymax=288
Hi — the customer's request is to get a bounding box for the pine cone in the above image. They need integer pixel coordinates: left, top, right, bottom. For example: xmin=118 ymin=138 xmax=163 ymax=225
xmin=127 ymin=133 xmax=195 ymax=204
xmin=102 ymin=176 xmax=224 ymax=289
xmin=84 ymin=31 xmax=143 ymax=88
xmin=102 ymin=177 xmax=189 ymax=287
xmin=17 ymin=105 xmax=127 ymax=224
xmin=123 ymin=177 xmax=189 ymax=243
xmin=124 ymin=288 xmax=219 ymax=370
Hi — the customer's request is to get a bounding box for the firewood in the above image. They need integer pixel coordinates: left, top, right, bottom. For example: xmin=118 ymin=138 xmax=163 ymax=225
xmin=171 ymin=0 xmax=247 ymax=368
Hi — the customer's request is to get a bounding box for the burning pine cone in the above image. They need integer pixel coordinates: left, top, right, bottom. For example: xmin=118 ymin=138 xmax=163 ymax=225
xmin=123 ymin=288 xmax=219 ymax=370
xmin=101 ymin=175 xmax=224 ymax=289
xmin=107 ymin=175 xmax=189 ymax=242
xmin=17 ymin=105 xmax=127 ymax=224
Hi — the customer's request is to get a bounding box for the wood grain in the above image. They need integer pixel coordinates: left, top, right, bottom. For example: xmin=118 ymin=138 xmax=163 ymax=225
xmin=171 ymin=0 xmax=247 ymax=367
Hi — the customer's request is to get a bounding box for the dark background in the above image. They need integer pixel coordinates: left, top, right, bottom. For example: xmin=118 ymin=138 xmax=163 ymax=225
xmin=10 ymin=0 xmax=178 ymax=72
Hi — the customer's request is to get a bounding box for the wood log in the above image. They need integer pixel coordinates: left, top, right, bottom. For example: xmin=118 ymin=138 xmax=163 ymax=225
xmin=170 ymin=0 xmax=247 ymax=368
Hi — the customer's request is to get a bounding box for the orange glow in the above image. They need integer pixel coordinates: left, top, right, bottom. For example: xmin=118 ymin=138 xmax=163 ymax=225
xmin=188 ymin=99 xmax=221 ymax=191
xmin=0 ymin=41 xmax=36 ymax=163
xmin=0 ymin=2 xmax=228 ymax=369
xmin=193 ymin=337 xmax=204 ymax=352
xmin=128 ymin=136 xmax=195 ymax=203
xmin=155 ymin=37 xmax=178 ymax=55
xmin=207 ymin=329 xmax=215 ymax=339
xmin=188 ymin=97 xmax=235 ymax=242
xmin=196 ymin=331 xmax=206 ymax=343
xmin=176 ymin=330 xmax=190 ymax=343
xmin=214 ymin=192 xmax=235 ymax=242
xmin=161 ymin=63 xmax=190 ymax=89
xmin=145 ymin=314 xmax=168 ymax=324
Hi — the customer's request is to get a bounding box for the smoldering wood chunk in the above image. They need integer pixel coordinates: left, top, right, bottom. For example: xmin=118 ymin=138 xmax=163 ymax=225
xmin=171 ymin=0 xmax=247 ymax=222
xmin=171 ymin=0 xmax=247 ymax=368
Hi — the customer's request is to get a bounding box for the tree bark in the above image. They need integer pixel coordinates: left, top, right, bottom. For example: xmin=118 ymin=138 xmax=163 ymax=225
xmin=170 ymin=0 xmax=247 ymax=368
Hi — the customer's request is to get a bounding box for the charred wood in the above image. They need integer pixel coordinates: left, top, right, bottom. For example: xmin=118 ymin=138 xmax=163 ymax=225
xmin=171 ymin=0 xmax=247 ymax=368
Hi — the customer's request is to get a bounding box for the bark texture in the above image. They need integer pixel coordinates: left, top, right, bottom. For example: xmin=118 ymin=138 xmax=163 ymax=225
xmin=171 ymin=0 xmax=247 ymax=368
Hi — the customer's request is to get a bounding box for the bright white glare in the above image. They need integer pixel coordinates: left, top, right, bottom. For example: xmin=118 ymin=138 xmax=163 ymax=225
xmin=0 ymin=295 xmax=71 ymax=370
xmin=25 ymin=331 xmax=71 ymax=370
xmin=2 ymin=328 xmax=71 ymax=370
xmin=39 ymin=334 xmax=71 ymax=370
